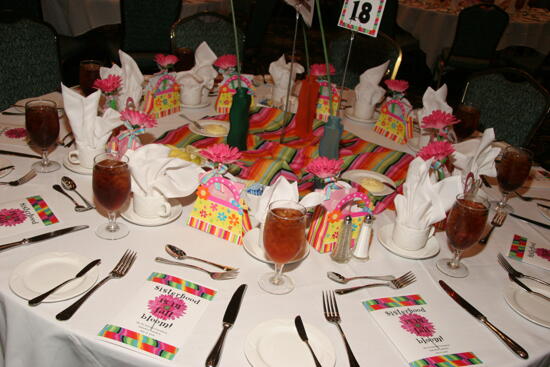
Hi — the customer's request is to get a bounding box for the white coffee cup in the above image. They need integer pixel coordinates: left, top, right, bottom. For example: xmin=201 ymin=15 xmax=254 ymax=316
xmin=68 ymin=145 xmax=106 ymax=169
xmin=181 ymin=84 xmax=203 ymax=105
xmin=353 ymin=101 xmax=376 ymax=120
xmin=392 ymin=221 xmax=435 ymax=251
xmin=133 ymin=192 xmax=171 ymax=218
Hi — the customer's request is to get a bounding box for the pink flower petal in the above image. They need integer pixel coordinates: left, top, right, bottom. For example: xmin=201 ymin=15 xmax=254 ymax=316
xmin=305 ymin=156 xmax=343 ymax=178
xmin=417 ymin=140 xmax=455 ymax=161
xmin=310 ymin=63 xmax=336 ymax=77
xmin=120 ymin=108 xmax=157 ymax=128
xmin=214 ymin=54 xmax=237 ymax=69
xmin=384 ymin=79 xmax=409 ymax=92
xmin=421 ymin=110 xmax=459 ymax=130
xmin=200 ymin=143 xmax=242 ymax=164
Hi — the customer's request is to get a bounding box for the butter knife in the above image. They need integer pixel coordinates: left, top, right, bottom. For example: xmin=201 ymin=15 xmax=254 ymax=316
xmin=295 ymin=316 xmax=322 ymax=367
xmin=509 ymin=213 xmax=550 ymax=230
xmin=439 ymin=280 xmax=528 ymax=359
xmin=0 ymin=225 xmax=89 ymax=252
xmin=205 ymin=284 xmax=247 ymax=367
xmin=509 ymin=275 xmax=550 ymax=302
xmin=28 ymin=258 xmax=101 ymax=306
xmin=0 ymin=150 xmax=42 ymax=159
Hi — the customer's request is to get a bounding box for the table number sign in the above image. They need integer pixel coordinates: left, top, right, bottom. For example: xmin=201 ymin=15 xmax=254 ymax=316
xmin=0 ymin=195 xmax=60 ymax=238
xmin=98 ymin=272 xmax=216 ymax=361
xmin=338 ymin=0 xmax=387 ymax=37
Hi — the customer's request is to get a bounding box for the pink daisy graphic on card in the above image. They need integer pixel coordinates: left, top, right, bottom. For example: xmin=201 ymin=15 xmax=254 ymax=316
xmin=4 ymin=128 xmax=27 ymax=139
xmin=399 ymin=313 xmax=435 ymax=337
xmin=535 ymin=248 xmax=550 ymax=262
xmin=0 ymin=208 xmax=27 ymax=227
xmin=148 ymin=295 xmax=187 ymax=321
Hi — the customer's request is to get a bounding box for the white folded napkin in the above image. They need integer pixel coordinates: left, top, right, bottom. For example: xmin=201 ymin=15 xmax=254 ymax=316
xmin=452 ymin=128 xmax=501 ymax=180
xmin=269 ymin=55 xmax=305 ymax=106
xmin=353 ymin=61 xmax=389 ymax=119
xmin=100 ymin=50 xmax=144 ymax=109
xmin=255 ymin=176 xmax=323 ymax=224
xmin=178 ymin=73 xmax=205 ymax=105
xmin=177 ymin=42 xmax=218 ymax=101
xmin=126 ymin=144 xmax=204 ymax=198
xmin=417 ymin=85 xmax=453 ymax=124
xmin=394 ymin=157 xmax=462 ymax=229
xmin=61 ymin=84 xmax=122 ymax=149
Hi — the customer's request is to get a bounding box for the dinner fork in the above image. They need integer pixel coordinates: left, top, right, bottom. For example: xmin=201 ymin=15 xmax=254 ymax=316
xmin=56 ymin=250 xmax=137 ymax=321
xmin=514 ymin=191 xmax=550 ymax=203
xmin=0 ymin=169 xmax=36 ymax=186
xmin=497 ymin=253 xmax=550 ymax=287
xmin=155 ymin=257 xmax=239 ymax=280
xmin=335 ymin=271 xmax=416 ymax=295
xmin=322 ymin=291 xmax=360 ymax=367
xmin=479 ymin=210 xmax=507 ymax=245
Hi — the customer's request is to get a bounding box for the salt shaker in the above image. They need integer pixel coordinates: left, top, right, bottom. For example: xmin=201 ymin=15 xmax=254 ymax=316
xmin=331 ymin=215 xmax=353 ymax=263
xmin=353 ymin=214 xmax=374 ymax=261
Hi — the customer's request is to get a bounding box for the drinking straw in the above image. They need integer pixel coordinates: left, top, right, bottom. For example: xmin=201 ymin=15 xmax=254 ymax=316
xmin=229 ymin=0 xmax=242 ymax=88
xmin=314 ymin=0 xmax=334 ymax=117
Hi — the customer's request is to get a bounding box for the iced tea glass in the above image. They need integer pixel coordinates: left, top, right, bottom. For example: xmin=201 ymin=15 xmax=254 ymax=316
xmin=259 ymin=200 xmax=307 ymax=295
xmin=494 ymin=146 xmax=532 ymax=213
xmin=436 ymin=192 xmax=489 ymax=278
xmin=93 ymin=153 xmax=131 ymax=240
xmin=25 ymin=100 xmax=60 ymax=173
xmin=79 ymin=60 xmax=102 ymax=96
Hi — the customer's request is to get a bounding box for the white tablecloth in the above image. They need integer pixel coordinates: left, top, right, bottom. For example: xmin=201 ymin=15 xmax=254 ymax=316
xmin=0 ymin=91 xmax=549 ymax=366
xmin=41 ymin=0 xmax=230 ymax=37
xmin=397 ymin=1 xmax=550 ymax=70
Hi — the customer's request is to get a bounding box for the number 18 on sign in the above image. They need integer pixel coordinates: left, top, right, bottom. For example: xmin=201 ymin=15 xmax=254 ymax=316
xmin=338 ymin=0 xmax=387 ymax=37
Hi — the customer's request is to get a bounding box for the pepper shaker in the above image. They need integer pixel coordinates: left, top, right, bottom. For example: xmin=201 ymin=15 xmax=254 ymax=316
xmin=331 ymin=215 xmax=353 ymax=263
xmin=353 ymin=214 xmax=374 ymax=261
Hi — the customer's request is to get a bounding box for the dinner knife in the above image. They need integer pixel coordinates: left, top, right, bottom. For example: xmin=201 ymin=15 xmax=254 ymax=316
xmin=509 ymin=213 xmax=550 ymax=230
xmin=509 ymin=275 xmax=550 ymax=303
xmin=537 ymin=203 xmax=550 ymax=211
xmin=439 ymin=280 xmax=528 ymax=359
xmin=0 ymin=225 xmax=89 ymax=252
xmin=295 ymin=315 xmax=322 ymax=367
xmin=0 ymin=165 xmax=14 ymax=172
xmin=28 ymin=258 xmax=101 ymax=306
xmin=0 ymin=150 xmax=42 ymax=159
xmin=205 ymin=284 xmax=247 ymax=367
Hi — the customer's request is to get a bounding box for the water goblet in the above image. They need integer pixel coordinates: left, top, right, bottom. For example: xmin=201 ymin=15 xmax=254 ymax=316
xmin=453 ymin=102 xmax=480 ymax=142
xmin=259 ymin=200 xmax=307 ymax=295
xmin=436 ymin=192 xmax=489 ymax=278
xmin=93 ymin=153 xmax=131 ymax=240
xmin=79 ymin=60 xmax=102 ymax=96
xmin=25 ymin=100 xmax=60 ymax=173
xmin=494 ymin=146 xmax=532 ymax=213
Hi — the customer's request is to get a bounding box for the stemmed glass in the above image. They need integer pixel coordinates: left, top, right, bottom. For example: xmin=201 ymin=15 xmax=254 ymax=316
xmin=436 ymin=192 xmax=489 ymax=278
xmin=453 ymin=102 xmax=480 ymax=142
xmin=93 ymin=153 xmax=131 ymax=240
xmin=259 ymin=200 xmax=307 ymax=295
xmin=25 ymin=99 xmax=60 ymax=173
xmin=494 ymin=146 xmax=533 ymax=213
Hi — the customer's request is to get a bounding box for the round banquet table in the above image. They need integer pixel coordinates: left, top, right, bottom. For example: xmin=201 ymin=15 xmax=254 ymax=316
xmin=397 ymin=0 xmax=550 ymax=70
xmin=0 ymin=90 xmax=549 ymax=367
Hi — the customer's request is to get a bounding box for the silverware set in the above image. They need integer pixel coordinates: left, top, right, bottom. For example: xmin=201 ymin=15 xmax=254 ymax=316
xmin=334 ymin=271 xmax=416 ymax=295
xmin=497 ymin=253 xmax=550 ymax=287
xmin=52 ymin=176 xmax=94 ymax=211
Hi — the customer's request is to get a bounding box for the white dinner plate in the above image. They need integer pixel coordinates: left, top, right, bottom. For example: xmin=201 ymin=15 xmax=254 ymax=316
xmin=188 ymin=119 xmax=229 ymax=137
xmin=9 ymin=252 xmax=100 ymax=302
xmin=503 ymin=278 xmax=550 ymax=328
xmin=120 ymin=197 xmax=183 ymax=227
xmin=181 ymin=100 xmax=210 ymax=109
xmin=245 ymin=319 xmax=336 ymax=367
xmin=378 ymin=223 xmax=440 ymax=260
xmin=341 ymin=169 xmax=396 ymax=196
xmin=243 ymin=227 xmax=309 ymax=265
xmin=0 ymin=156 xmax=14 ymax=178
xmin=344 ymin=110 xmax=379 ymax=124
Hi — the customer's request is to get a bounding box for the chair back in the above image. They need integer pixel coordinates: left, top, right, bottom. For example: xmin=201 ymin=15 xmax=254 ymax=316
xmin=450 ymin=4 xmax=508 ymax=60
xmin=0 ymin=0 xmax=42 ymax=20
xmin=329 ymin=31 xmax=402 ymax=88
xmin=462 ymin=67 xmax=550 ymax=147
xmin=171 ymin=12 xmax=244 ymax=59
xmin=121 ymin=0 xmax=182 ymax=52
xmin=0 ymin=17 xmax=61 ymax=110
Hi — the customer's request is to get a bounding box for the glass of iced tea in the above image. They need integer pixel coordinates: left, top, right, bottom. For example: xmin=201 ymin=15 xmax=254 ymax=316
xmin=174 ymin=48 xmax=195 ymax=72
xmin=436 ymin=192 xmax=489 ymax=278
xmin=25 ymin=100 xmax=60 ymax=173
xmin=79 ymin=60 xmax=102 ymax=96
xmin=93 ymin=153 xmax=131 ymax=240
xmin=259 ymin=200 xmax=307 ymax=295
xmin=494 ymin=146 xmax=532 ymax=213
xmin=453 ymin=102 xmax=480 ymax=141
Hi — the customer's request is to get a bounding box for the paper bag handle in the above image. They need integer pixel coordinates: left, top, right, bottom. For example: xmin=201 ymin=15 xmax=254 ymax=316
xmin=203 ymin=176 xmax=241 ymax=202
xmin=335 ymin=192 xmax=372 ymax=213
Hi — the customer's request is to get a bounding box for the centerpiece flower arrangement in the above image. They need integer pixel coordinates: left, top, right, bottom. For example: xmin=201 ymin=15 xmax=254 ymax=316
xmin=417 ymin=140 xmax=455 ymax=181
xmin=154 ymin=54 xmax=179 ymax=72
xmin=214 ymin=54 xmax=238 ymax=79
xmin=306 ymin=156 xmax=343 ymax=191
xmin=199 ymin=143 xmax=242 ymax=181
xmin=93 ymin=74 xmax=122 ymax=111
xmin=310 ymin=63 xmax=336 ymax=81
xmin=107 ymin=108 xmax=157 ymax=158
xmin=384 ymin=79 xmax=409 ymax=100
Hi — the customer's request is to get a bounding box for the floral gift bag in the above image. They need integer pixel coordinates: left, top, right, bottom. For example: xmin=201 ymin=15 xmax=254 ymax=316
xmin=374 ymin=80 xmax=414 ymax=144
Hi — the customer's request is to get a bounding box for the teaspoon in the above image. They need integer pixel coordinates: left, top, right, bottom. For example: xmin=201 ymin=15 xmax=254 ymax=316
xmin=61 ymin=176 xmax=94 ymax=210
xmin=165 ymin=244 xmax=238 ymax=271
xmin=327 ymin=271 xmax=396 ymax=283
xmin=52 ymin=184 xmax=88 ymax=212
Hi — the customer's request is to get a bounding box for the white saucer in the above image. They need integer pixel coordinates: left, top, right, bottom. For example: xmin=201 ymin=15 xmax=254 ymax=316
xmin=245 ymin=319 xmax=336 ymax=367
xmin=243 ymin=227 xmax=310 ymax=264
xmin=378 ymin=223 xmax=440 ymax=259
xmin=344 ymin=110 xmax=379 ymax=124
xmin=341 ymin=169 xmax=396 ymax=196
xmin=63 ymin=154 xmax=92 ymax=175
xmin=181 ymin=100 xmax=210 ymax=109
xmin=188 ymin=119 xmax=229 ymax=137
xmin=503 ymin=278 xmax=550 ymax=328
xmin=9 ymin=252 xmax=99 ymax=302
xmin=0 ymin=156 xmax=14 ymax=178
xmin=120 ymin=197 xmax=183 ymax=227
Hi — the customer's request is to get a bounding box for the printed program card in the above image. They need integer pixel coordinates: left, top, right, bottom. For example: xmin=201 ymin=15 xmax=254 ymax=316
xmin=0 ymin=195 xmax=60 ymax=238
xmin=507 ymin=234 xmax=550 ymax=271
xmin=363 ymin=294 xmax=485 ymax=366
xmin=98 ymin=272 xmax=216 ymax=361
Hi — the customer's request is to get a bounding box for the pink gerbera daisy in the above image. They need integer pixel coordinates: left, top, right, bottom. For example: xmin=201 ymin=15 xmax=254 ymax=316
xmin=0 ymin=208 xmax=27 ymax=226
xmin=417 ymin=140 xmax=455 ymax=161
xmin=154 ymin=54 xmax=179 ymax=69
xmin=93 ymin=75 xmax=122 ymax=94
xmin=200 ymin=143 xmax=242 ymax=164
xmin=384 ymin=79 xmax=409 ymax=93
xmin=421 ymin=110 xmax=460 ymax=131
xmin=310 ymin=63 xmax=336 ymax=77
xmin=120 ymin=108 xmax=157 ymax=128
xmin=148 ymin=295 xmax=187 ymax=320
xmin=305 ymin=156 xmax=344 ymax=178
xmin=214 ymin=54 xmax=237 ymax=69
xmin=399 ymin=314 xmax=435 ymax=337
xmin=4 ymin=128 xmax=27 ymax=139
xmin=535 ymin=248 xmax=550 ymax=262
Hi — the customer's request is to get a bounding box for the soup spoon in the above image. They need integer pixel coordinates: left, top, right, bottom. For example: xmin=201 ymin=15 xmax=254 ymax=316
xmin=165 ymin=244 xmax=238 ymax=272
xmin=327 ymin=271 xmax=396 ymax=284
xmin=61 ymin=176 xmax=94 ymax=210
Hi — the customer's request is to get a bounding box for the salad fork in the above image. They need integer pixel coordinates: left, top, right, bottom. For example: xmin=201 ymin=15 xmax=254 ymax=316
xmin=56 ymin=250 xmax=137 ymax=320
xmin=0 ymin=169 xmax=36 ymax=186
xmin=322 ymin=291 xmax=360 ymax=367
xmin=479 ymin=210 xmax=507 ymax=245
xmin=497 ymin=253 xmax=550 ymax=287
xmin=335 ymin=271 xmax=416 ymax=295
xmin=155 ymin=257 xmax=238 ymax=280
